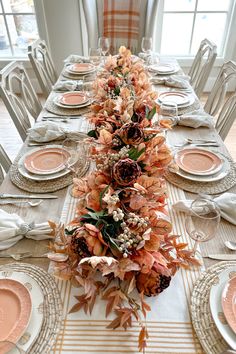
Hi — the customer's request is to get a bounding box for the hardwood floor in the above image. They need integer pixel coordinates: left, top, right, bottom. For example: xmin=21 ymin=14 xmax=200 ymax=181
xmin=0 ymin=96 xmax=235 ymax=162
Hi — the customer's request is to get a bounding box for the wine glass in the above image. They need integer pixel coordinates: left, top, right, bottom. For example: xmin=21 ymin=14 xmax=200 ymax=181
xmin=89 ymin=47 xmax=101 ymax=71
xmin=158 ymin=101 xmax=178 ymax=138
xmin=62 ymin=138 xmax=89 ymax=197
xmin=98 ymin=37 xmax=110 ymax=63
xmin=141 ymin=37 xmax=153 ymax=54
xmin=185 ymin=197 xmax=221 ymax=254
xmin=0 ymin=340 xmax=26 ymax=353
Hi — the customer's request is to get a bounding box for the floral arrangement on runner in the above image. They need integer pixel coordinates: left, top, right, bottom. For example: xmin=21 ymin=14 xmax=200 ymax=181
xmin=50 ymin=47 xmax=199 ymax=353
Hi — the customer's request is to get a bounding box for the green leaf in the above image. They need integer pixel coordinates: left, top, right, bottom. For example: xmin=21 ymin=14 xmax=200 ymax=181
xmin=87 ymin=130 xmax=98 ymax=138
xmin=99 ymin=185 xmax=110 ymax=208
xmin=147 ymin=107 xmax=156 ymax=120
xmin=128 ymin=147 xmax=145 ymax=161
xmin=114 ymin=87 xmax=120 ymax=96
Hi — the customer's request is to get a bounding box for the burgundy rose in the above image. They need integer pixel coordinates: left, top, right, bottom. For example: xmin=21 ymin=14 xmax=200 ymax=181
xmin=113 ymin=158 xmax=141 ymax=186
xmin=119 ymin=123 xmax=144 ymax=145
xmin=136 ymin=269 xmax=171 ymax=297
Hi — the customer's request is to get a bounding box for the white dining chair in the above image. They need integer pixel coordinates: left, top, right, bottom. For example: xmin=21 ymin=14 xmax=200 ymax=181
xmin=0 ymin=144 xmax=11 ymax=184
xmin=204 ymin=61 xmax=236 ymax=140
xmin=0 ymin=61 xmax=42 ymax=141
xmin=28 ymin=39 xmax=58 ymax=97
xmin=189 ymin=39 xmax=217 ymax=98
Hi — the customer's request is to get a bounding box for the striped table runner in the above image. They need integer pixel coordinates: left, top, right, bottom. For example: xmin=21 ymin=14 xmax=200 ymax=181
xmin=51 ymin=183 xmax=205 ymax=354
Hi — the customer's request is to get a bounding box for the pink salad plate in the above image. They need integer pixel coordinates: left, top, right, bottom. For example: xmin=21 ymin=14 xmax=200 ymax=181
xmin=69 ymin=63 xmax=94 ymax=73
xmin=175 ymin=148 xmax=223 ymax=176
xmin=222 ymin=276 xmax=236 ymax=333
xmin=24 ymin=147 xmax=71 ymax=175
xmin=0 ymin=279 xmax=32 ymax=353
xmin=59 ymin=92 xmax=89 ymax=106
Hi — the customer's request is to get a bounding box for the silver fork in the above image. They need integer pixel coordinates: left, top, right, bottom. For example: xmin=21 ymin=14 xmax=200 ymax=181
xmin=0 ymin=252 xmax=48 ymax=260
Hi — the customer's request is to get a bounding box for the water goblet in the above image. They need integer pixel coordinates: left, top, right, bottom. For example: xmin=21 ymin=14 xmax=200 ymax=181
xmin=141 ymin=37 xmax=153 ymax=54
xmin=98 ymin=37 xmax=110 ymax=63
xmin=89 ymin=47 xmax=101 ymax=73
xmin=62 ymin=138 xmax=89 ymax=197
xmin=0 ymin=340 xmax=26 ymax=353
xmin=158 ymin=101 xmax=178 ymax=138
xmin=185 ymin=197 xmax=221 ymax=255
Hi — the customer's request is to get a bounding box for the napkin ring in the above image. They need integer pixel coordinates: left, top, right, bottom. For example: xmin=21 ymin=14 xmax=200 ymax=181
xmin=17 ymin=222 xmax=34 ymax=235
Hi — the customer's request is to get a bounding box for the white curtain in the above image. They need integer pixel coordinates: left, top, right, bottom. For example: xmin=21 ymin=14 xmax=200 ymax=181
xmin=80 ymin=0 xmax=159 ymax=55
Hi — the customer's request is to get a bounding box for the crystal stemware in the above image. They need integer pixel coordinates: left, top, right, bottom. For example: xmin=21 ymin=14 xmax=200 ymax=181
xmin=185 ymin=197 xmax=221 ymax=254
xmin=89 ymin=47 xmax=101 ymax=72
xmin=141 ymin=37 xmax=153 ymax=54
xmin=158 ymin=101 xmax=178 ymax=137
xmin=98 ymin=37 xmax=110 ymax=63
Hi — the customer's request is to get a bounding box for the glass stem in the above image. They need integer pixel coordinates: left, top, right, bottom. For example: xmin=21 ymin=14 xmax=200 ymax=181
xmin=192 ymin=240 xmax=199 ymax=254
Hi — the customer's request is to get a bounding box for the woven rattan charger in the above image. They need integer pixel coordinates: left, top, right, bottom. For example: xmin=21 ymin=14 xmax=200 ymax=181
xmin=191 ymin=261 xmax=236 ymax=354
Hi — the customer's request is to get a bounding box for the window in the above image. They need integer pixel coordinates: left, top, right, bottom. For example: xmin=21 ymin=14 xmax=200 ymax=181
xmin=157 ymin=0 xmax=235 ymax=57
xmin=0 ymin=0 xmax=39 ymax=58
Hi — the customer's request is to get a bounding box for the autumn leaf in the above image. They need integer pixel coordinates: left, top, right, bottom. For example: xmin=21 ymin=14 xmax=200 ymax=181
xmin=79 ymin=256 xmax=118 ymax=269
xmin=98 ymin=129 xmax=113 ymax=145
xmin=73 ymin=178 xmax=89 ymax=196
xmin=138 ymin=326 xmax=149 ymax=353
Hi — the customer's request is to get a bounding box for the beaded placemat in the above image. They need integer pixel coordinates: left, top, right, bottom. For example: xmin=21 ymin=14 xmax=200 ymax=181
xmin=9 ymin=152 xmax=90 ymax=193
xmin=165 ymin=155 xmax=236 ymax=195
xmin=191 ymin=261 xmax=236 ymax=354
xmin=0 ymin=262 xmax=62 ymax=354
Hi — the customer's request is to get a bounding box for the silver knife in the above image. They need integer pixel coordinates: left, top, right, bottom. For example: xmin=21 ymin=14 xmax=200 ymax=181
xmin=0 ymin=193 xmax=58 ymax=199
xmin=205 ymin=254 xmax=236 ymax=260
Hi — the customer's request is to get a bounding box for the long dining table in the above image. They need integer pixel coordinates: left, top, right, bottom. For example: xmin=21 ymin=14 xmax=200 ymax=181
xmin=0 ymin=55 xmax=236 ymax=354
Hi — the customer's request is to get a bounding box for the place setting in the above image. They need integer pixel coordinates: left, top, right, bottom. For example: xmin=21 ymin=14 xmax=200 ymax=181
xmin=9 ymin=140 xmax=90 ymax=193
xmin=44 ymin=90 xmax=93 ymax=116
xmin=0 ymin=262 xmax=62 ymax=354
xmin=191 ymin=261 xmax=236 ymax=354
xmin=165 ymin=146 xmax=236 ymax=194
xmin=62 ymin=62 xmax=96 ymax=80
xmin=157 ymin=90 xmax=197 ymax=112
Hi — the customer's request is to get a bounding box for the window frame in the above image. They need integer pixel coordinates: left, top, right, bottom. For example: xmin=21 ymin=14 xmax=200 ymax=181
xmin=0 ymin=0 xmax=48 ymax=61
xmin=153 ymin=0 xmax=236 ymax=62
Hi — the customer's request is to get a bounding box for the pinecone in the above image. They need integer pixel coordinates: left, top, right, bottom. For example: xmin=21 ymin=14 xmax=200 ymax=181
xmin=136 ymin=269 xmax=171 ymax=297
xmin=70 ymin=234 xmax=91 ymax=257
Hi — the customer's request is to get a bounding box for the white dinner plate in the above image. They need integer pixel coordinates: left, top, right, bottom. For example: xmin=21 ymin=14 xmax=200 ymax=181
xmin=18 ymin=145 xmax=77 ymax=181
xmin=0 ymin=269 xmax=44 ymax=353
xmin=157 ymin=91 xmax=195 ymax=108
xmin=53 ymin=95 xmax=92 ymax=109
xmin=175 ymin=153 xmax=230 ymax=182
xmin=149 ymin=64 xmax=179 ymax=75
xmin=210 ymin=266 xmax=236 ymax=350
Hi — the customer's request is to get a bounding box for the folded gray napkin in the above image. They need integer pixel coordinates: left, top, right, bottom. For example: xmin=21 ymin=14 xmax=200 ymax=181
xmin=64 ymin=54 xmax=90 ymax=64
xmin=173 ymin=193 xmax=236 ymax=225
xmin=0 ymin=209 xmax=54 ymax=250
xmin=151 ymin=75 xmax=190 ymax=89
xmin=28 ymin=121 xmax=87 ymax=143
xmin=177 ymin=109 xmax=214 ymax=129
xmin=52 ymin=80 xmax=83 ymax=92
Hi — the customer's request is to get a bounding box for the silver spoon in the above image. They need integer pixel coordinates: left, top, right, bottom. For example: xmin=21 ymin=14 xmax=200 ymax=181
xmin=0 ymin=200 xmax=43 ymax=207
xmin=224 ymin=241 xmax=236 ymax=251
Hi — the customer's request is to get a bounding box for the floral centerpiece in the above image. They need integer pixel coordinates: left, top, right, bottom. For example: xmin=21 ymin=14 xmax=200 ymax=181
xmin=50 ymin=47 xmax=199 ymax=352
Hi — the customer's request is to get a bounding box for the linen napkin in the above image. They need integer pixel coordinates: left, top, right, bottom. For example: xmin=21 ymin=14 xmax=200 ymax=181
xmin=176 ymin=109 xmax=214 ymax=129
xmin=0 ymin=209 xmax=54 ymax=250
xmin=151 ymin=75 xmax=190 ymax=89
xmin=52 ymin=80 xmax=83 ymax=92
xmin=64 ymin=54 xmax=90 ymax=64
xmin=172 ymin=193 xmax=236 ymax=225
xmin=28 ymin=121 xmax=87 ymax=143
